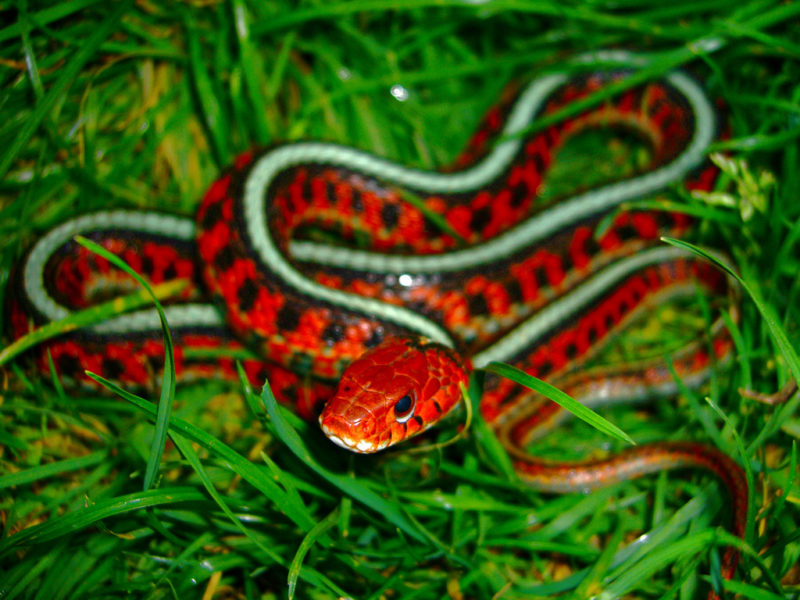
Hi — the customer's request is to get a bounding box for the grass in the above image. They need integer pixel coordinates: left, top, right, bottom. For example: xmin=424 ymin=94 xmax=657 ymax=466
xmin=1 ymin=1 xmax=800 ymax=599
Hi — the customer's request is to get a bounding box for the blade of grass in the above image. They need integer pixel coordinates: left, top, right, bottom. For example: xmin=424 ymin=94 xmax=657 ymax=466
xmin=73 ymin=235 xmax=176 ymax=492
xmin=0 ymin=486 xmax=208 ymax=555
xmin=186 ymin=16 xmax=230 ymax=166
xmin=287 ymin=508 xmax=340 ymax=600
xmin=0 ymin=279 xmax=187 ymax=367
xmin=483 ymin=362 xmax=634 ymax=445
xmin=0 ymin=450 xmax=107 ymax=490
xmin=168 ymin=431 xmax=348 ymax=597
xmin=0 ymin=0 xmax=135 ymax=180
xmin=660 ymin=237 xmax=800 ymax=450
xmin=464 ymin=373 xmax=516 ymax=479
xmin=0 ymin=0 xmax=106 ymax=44
xmin=86 ymin=371 xmax=318 ymax=532
xmin=259 ymin=378 xmax=428 ymax=543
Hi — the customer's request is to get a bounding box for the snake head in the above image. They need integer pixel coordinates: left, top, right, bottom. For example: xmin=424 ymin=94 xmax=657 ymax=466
xmin=319 ymin=337 xmax=468 ymax=453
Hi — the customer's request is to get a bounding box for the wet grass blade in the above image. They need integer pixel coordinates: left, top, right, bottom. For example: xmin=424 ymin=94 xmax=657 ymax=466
xmin=0 ymin=0 xmax=135 ymax=180
xmin=0 ymin=279 xmax=187 ymax=367
xmin=484 ymin=362 xmax=635 ymax=444
xmin=0 ymin=486 xmax=207 ymax=554
xmin=86 ymin=372 xmax=318 ymax=532
xmin=260 ymin=378 xmax=429 ymax=543
xmin=287 ymin=508 xmax=340 ymax=599
xmin=661 ymin=237 xmax=800 ymax=450
xmin=73 ymin=235 xmax=176 ymax=492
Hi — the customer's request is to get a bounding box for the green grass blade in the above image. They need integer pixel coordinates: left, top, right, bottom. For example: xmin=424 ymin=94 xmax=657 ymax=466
xmin=0 ymin=0 xmax=105 ymax=44
xmin=259 ymin=378 xmax=429 ymax=543
xmin=0 ymin=279 xmax=187 ymax=367
xmin=660 ymin=237 xmax=800 ymax=449
xmin=73 ymin=235 xmax=177 ymax=492
xmin=720 ymin=579 xmax=788 ymax=600
xmin=168 ymin=432 xmax=281 ymax=561
xmin=464 ymin=375 xmax=516 ymax=479
xmin=85 ymin=371 xmax=318 ymax=532
xmin=186 ymin=17 xmax=230 ymax=165
xmin=287 ymin=508 xmax=340 ymax=599
xmin=0 ymin=487 xmax=207 ymax=555
xmin=0 ymin=0 xmax=135 ymax=180
xmin=483 ymin=362 xmax=635 ymax=445
xmin=0 ymin=450 xmax=107 ymax=490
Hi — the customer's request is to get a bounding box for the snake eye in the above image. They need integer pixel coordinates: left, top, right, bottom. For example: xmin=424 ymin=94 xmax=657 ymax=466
xmin=394 ymin=390 xmax=417 ymax=423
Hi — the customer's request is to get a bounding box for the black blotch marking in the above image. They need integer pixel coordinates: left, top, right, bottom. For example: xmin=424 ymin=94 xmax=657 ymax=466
xmin=141 ymin=255 xmax=154 ymax=276
xmin=322 ymin=323 xmax=345 ymax=345
xmin=659 ymin=212 xmax=676 ymax=228
xmin=538 ymin=360 xmax=552 ymax=378
xmin=467 ymin=293 xmax=489 ymax=316
xmin=103 ymin=358 xmax=125 ymax=380
xmin=433 ymin=400 xmax=442 ymax=414
xmin=413 ymin=415 xmax=424 ymax=427
xmin=511 ymin=182 xmax=529 ymax=207
xmin=58 ymin=353 xmax=82 ymax=376
xmin=604 ymin=313 xmax=616 ymax=329
xmin=469 ymin=206 xmax=492 ymax=234
xmin=381 ymin=204 xmax=400 ymax=230
xmin=326 ymin=181 xmax=338 ymax=205
xmin=406 ymin=300 xmax=429 ymax=314
xmin=213 ymin=246 xmax=236 ymax=272
xmin=302 ymin=177 xmax=314 ymax=204
xmin=201 ymin=200 xmax=224 ymax=229
xmin=507 ymin=279 xmax=524 ymax=304
xmin=145 ymin=350 xmax=164 ymax=368
xmin=237 ymin=279 xmax=259 ymax=313
xmin=163 ymin=263 xmax=177 ymax=281
xmin=364 ymin=327 xmax=384 ymax=348
xmin=352 ymin=192 xmax=364 ymax=212
xmin=277 ymin=305 xmax=301 ymax=331
xmin=565 ymin=343 xmax=578 ymax=360
xmin=617 ymin=224 xmax=640 ymax=241
xmin=535 ymin=267 xmax=549 ymax=289
xmin=531 ymin=151 xmax=547 ymax=174
xmin=584 ymin=235 xmax=601 ymax=257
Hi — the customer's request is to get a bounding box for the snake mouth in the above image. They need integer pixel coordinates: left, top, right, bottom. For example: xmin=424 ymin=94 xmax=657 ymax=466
xmin=319 ymin=419 xmax=389 ymax=453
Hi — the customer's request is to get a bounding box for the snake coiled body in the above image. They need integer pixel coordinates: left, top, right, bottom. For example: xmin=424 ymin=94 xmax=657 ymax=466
xmin=9 ymin=53 xmax=746 ymax=591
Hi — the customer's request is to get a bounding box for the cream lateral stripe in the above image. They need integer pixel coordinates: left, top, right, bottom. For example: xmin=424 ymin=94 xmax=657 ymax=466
xmin=23 ymin=210 xmax=224 ymax=334
xmin=244 ymin=64 xmax=713 ymax=345
xmin=243 ymin=75 xmax=575 ymax=346
xmin=287 ymin=71 xmax=714 ymax=273
xmin=471 ymin=245 xmax=702 ymax=367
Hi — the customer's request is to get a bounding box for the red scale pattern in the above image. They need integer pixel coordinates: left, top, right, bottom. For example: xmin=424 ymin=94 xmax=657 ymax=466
xmin=198 ymin=159 xmax=394 ymax=382
xmin=16 ymin=72 xmax=723 ymax=424
xmin=479 ymin=259 xmax=727 ymax=423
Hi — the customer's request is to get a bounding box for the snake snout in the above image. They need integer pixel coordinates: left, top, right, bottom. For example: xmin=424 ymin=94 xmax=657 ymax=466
xmin=319 ymin=402 xmax=381 ymax=453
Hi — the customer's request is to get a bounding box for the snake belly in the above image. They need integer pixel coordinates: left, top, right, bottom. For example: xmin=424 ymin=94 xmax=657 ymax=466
xmin=11 ymin=54 xmax=745 ymax=587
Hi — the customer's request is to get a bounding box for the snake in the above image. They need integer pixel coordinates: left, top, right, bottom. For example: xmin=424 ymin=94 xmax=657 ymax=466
xmin=9 ymin=52 xmax=747 ymax=591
